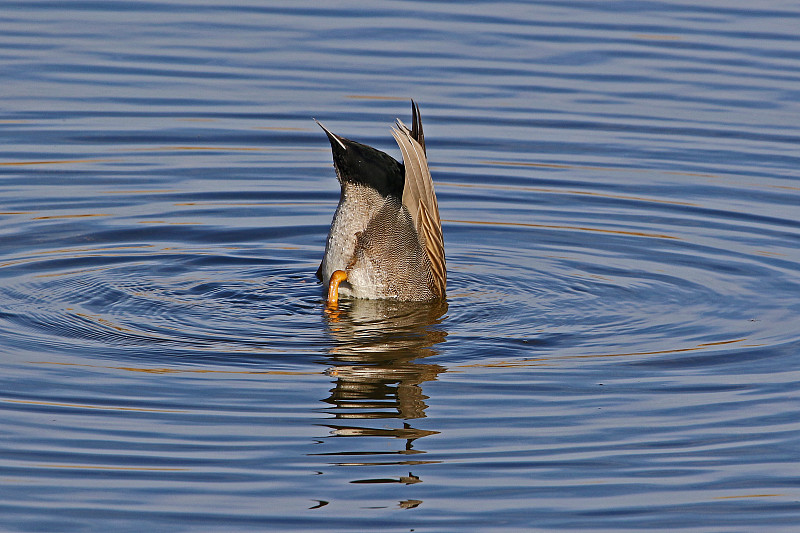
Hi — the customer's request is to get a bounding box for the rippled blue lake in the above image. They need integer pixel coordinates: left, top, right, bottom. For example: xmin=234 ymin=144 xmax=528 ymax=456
xmin=2 ymin=1 xmax=800 ymax=531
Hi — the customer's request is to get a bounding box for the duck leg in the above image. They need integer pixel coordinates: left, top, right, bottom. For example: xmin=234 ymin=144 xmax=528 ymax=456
xmin=326 ymin=270 xmax=348 ymax=307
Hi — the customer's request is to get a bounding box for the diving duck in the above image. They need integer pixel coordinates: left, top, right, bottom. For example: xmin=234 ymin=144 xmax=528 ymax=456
xmin=316 ymin=101 xmax=445 ymax=306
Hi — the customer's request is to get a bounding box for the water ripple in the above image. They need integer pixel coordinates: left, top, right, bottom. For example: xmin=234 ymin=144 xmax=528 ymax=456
xmin=2 ymin=0 xmax=800 ymax=531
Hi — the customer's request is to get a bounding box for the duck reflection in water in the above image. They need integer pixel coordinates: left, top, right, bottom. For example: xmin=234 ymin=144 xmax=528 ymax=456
xmin=313 ymin=101 xmax=448 ymax=500
xmin=316 ymin=298 xmax=448 ymax=490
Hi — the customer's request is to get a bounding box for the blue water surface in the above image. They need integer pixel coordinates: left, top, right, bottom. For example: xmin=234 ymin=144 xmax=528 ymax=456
xmin=1 ymin=1 xmax=800 ymax=531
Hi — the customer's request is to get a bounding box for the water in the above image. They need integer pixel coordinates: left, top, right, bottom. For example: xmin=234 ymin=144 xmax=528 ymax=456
xmin=2 ymin=1 xmax=800 ymax=531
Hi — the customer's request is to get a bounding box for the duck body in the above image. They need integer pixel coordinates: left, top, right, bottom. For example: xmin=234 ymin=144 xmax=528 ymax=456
xmin=317 ymin=102 xmax=445 ymax=303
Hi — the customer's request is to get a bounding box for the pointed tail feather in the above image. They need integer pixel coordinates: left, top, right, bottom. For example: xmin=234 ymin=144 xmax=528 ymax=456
xmin=411 ymin=100 xmax=426 ymax=155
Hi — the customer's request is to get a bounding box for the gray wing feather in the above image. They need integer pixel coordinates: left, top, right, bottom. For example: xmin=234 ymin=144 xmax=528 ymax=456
xmin=391 ymin=117 xmax=446 ymax=298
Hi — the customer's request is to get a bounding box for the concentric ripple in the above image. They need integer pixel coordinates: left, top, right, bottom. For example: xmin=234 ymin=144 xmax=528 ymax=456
xmin=0 ymin=239 xmax=328 ymax=364
xmin=2 ymin=0 xmax=800 ymax=531
xmin=438 ymin=164 xmax=800 ymax=367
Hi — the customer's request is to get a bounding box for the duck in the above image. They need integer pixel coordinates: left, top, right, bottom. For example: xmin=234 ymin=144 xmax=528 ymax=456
xmin=316 ymin=101 xmax=446 ymax=306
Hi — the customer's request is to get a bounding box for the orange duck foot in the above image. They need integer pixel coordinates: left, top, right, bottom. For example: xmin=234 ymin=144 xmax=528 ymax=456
xmin=326 ymin=270 xmax=348 ymax=307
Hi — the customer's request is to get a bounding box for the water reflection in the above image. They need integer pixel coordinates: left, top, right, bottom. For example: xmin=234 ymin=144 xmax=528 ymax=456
xmin=316 ymin=299 xmax=448 ymax=476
